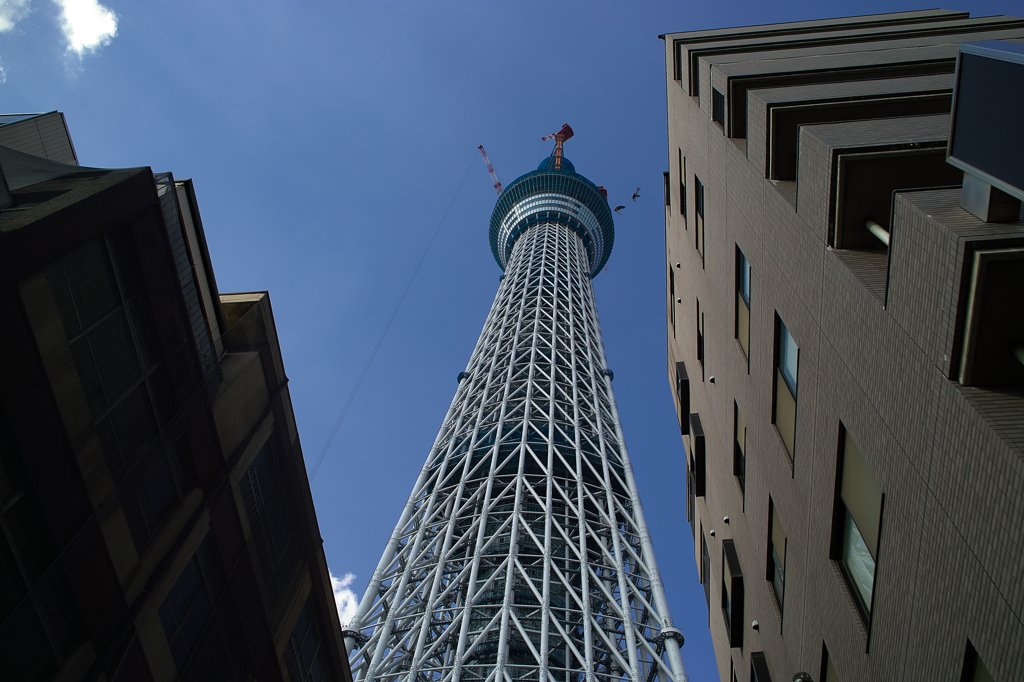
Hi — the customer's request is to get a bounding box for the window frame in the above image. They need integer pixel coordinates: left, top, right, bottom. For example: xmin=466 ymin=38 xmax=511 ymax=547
xmin=829 ymin=425 xmax=884 ymax=628
xmin=696 ymin=297 xmax=705 ymax=381
xmin=46 ymin=231 xmax=191 ymax=551
xmin=712 ymin=88 xmax=726 ymax=128
xmin=694 ymin=175 xmax=705 ymax=266
xmin=669 ymin=264 xmax=676 ymax=337
xmin=766 ymin=498 xmax=786 ymax=619
xmin=733 ymin=401 xmax=746 ymax=503
xmin=675 ymin=362 xmax=690 ymax=435
xmin=679 ymin=151 xmax=687 ymax=220
xmin=721 ymin=540 xmax=744 ymax=649
xmin=772 ymin=314 xmax=799 ymax=462
xmin=735 ymin=246 xmax=751 ymax=364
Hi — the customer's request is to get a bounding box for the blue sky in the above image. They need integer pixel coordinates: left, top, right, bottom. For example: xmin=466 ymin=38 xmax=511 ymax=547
xmin=2 ymin=1 xmax=1019 ymax=679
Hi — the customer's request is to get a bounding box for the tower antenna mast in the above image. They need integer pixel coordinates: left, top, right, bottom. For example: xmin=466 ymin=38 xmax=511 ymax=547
xmin=542 ymin=123 xmax=574 ymax=169
xmin=477 ymin=145 xmax=503 ymax=195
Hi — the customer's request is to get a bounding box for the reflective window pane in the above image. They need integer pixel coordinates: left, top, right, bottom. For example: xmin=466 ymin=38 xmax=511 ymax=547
xmin=61 ymin=239 xmax=119 ymax=329
xmin=779 ymin=322 xmax=798 ymax=394
xmin=841 ymin=505 xmax=875 ymax=613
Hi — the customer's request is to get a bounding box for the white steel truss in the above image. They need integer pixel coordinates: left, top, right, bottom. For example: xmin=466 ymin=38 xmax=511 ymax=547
xmin=345 ymin=219 xmax=688 ymax=682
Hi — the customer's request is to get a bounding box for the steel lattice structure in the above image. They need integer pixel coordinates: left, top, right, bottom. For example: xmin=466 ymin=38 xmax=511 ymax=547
xmin=344 ymin=153 xmax=688 ymax=682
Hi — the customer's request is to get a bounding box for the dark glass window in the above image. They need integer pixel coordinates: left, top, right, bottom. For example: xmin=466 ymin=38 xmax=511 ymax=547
xmin=679 ymin=150 xmax=687 ymax=217
xmin=286 ymin=598 xmax=329 ymax=682
xmin=712 ymin=88 xmax=726 ymax=127
xmin=821 ymin=644 xmax=841 ymax=682
xmin=721 ymin=540 xmax=743 ymax=648
xmin=0 ymin=410 xmax=86 ymax=674
xmin=831 ymin=428 xmax=882 ymax=624
xmin=959 ymin=640 xmax=995 ymax=682
xmin=696 ymin=298 xmax=705 ymax=380
xmin=767 ymin=499 xmax=786 ymax=616
xmin=675 ymin=362 xmax=689 ymax=435
xmin=44 ymin=230 xmax=189 ymax=551
xmin=751 ymin=652 xmax=773 ymax=682
xmin=736 ymin=247 xmax=751 ymax=361
xmin=734 ymin=402 xmax=746 ymax=497
xmin=669 ymin=265 xmax=676 ymax=337
xmin=243 ymin=441 xmax=297 ymax=605
xmin=773 ymin=315 xmax=798 ymax=459
xmin=158 ymin=536 xmax=226 ymax=675
xmin=695 ymin=176 xmax=705 ymax=265
xmin=701 ymin=529 xmax=711 ymax=611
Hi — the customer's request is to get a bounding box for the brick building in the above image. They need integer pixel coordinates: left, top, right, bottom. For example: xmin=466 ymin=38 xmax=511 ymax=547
xmin=661 ymin=11 xmax=1024 ymax=682
xmin=0 ymin=113 xmax=351 ymax=682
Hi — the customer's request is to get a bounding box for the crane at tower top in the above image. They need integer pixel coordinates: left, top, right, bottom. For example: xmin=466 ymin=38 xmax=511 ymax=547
xmin=477 ymin=145 xmax=503 ymax=195
xmin=542 ymin=123 xmax=574 ymax=170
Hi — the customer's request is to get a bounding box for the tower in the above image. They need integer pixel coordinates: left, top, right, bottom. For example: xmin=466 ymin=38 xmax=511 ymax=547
xmin=344 ymin=136 xmax=689 ymax=682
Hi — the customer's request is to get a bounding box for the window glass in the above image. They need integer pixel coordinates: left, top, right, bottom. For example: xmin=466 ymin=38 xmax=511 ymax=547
xmin=159 ymin=556 xmax=212 ymax=670
xmin=972 ymin=654 xmax=995 ymax=682
xmin=822 ymin=648 xmax=840 ymax=682
xmin=159 ymin=537 xmax=224 ymax=673
xmin=88 ymin=309 xmax=141 ymax=402
xmin=739 ymin=250 xmax=750 ymax=304
xmin=59 ymin=239 xmax=119 ymax=329
xmin=779 ymin=322 xmax=798 ymax=395
xmin=841 ymin=434 xmax=881 ymax=556
xmin=679 ymin=151 xmax=686 ymax=217
xmin=286 ymin=599 xmax=328 ymax=682
xmin=734 ymin=403 xmax=746 ymax=492
xmin=841 ymin=512 xmax=875 ymax=610
xmin=701 ymin=530 xmax=711 ymax=609
xmin=696 ymin=298 xmax=705 ymax=377
xmin=836 ymin=429 xmax=882 ymax=619
xmin=769 ymin=501 xmax=786 ymax=609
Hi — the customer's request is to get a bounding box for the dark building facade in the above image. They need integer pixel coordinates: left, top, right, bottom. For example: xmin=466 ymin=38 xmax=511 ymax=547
xmin=0 ymin=113 xmax=351 ymax=682
xmin=661 ymin=11 xmax=1024 ymax=682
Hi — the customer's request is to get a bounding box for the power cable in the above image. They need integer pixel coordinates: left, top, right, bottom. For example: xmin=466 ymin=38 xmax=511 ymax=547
xmin=309 ymin=150 xmax=478 ymax=480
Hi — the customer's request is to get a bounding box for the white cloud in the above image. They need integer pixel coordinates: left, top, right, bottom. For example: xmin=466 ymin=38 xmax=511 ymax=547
xmin=53 ymin=0 xmax=117 ymax=56
xmin=0 ymin=0 xmax=32 ymax=33
xmin=331 ymin=571 xmax=360 ymax=626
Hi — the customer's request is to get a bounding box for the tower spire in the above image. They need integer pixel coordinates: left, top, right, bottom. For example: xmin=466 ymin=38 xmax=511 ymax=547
xmin=345 ymin=143 xmax=688 ymax=682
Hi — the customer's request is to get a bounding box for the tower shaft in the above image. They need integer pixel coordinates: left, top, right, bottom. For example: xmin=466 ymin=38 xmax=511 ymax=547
xmin=346 ymin=214 xmax=687 ymax=682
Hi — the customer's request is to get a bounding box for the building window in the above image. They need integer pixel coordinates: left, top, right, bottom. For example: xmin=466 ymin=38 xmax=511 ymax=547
xmin=664 ymin=171 xmax=671 ymax=213
xmin=669 ymin=264 xmax=676 ymax=337
xmin=688 ymin=413 xmax=706 ymax=498
xmin=712 ymin=88 xmax=726 ymax=128
xmin=767 ymin=498 xmax=786 ymax=617
xmin=675 ymin=362 xmax=690 ymax=435
xmin=44 ymin=230 xmax=191 ymax=551
xmin=701 ymin=526 xmax=711 ymax=611
xmin=695 ymin=176 xmax=705 ymax=265
xmin=0 ymin=410 xmax=86 ymax=676
xmin=158 ymin=536 xmax=227 ymax=674
xmin=736 ymin=247 xmax=750 ymax=362
xmin=679 ymin=150 xmax=687 ymax=218
xmin=960 ymin=640 xmax=994 ymax=682
xmin=734 ymin=402 xmax=746 ymax=498
xmin=687 ymin=412 xmax=705 ymax=541
xmin=696 ymin=298 xmax=705 ymax=380
xmin=750 ymin=653 xmax=773 ymax=682
xmin=242 ymin=440 xmax=298 ymax=606
xmin=821 ymin=643 xmax=841 ymax=682
xmin=772 ymin=315 xmax=798 ymax=460
xmin=285 ymin=598 xmax=329 ymax=682
xmin=830 ymin=427 xmax=883 ymax=624
xmin=721 ymin=540 xmax=744 ymax=648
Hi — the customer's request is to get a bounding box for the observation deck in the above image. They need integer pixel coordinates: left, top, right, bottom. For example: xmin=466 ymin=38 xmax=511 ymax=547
xmin=488 ymin=155 xmax=615 ymax=278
